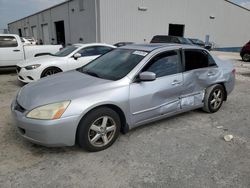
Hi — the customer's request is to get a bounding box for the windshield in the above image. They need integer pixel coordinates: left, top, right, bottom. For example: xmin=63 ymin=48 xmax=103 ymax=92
xmin=53 ymin=46 xmax=78 ymax=57
xmin=79 ymin=49 xmax=148 ymax=81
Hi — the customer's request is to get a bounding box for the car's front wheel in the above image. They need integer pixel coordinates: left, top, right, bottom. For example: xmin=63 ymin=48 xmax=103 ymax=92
xmin=203 ymin=84 xmax=225 ymax=113
xmin=41 ymin=67 xmax=62 ymax=78
xmin=242 ymin=53 xmax=250 ymax=62
xmin=76 ymin=107 xmax=121 ymax=152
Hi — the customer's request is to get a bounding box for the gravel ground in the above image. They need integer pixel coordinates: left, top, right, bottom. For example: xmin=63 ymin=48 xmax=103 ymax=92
xmin=0 ymin=52 xmax=250 ymax=188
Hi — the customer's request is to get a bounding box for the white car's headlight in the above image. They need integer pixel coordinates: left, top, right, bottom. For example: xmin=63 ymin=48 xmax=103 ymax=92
xmin=26 ymin=101 xmax=70 ymax=120
xmin=25 ymin=64 xmax=41 ymax=70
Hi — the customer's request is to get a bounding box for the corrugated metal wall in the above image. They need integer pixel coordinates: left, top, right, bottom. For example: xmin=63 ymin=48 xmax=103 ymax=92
xmin=8 ymin=0 xmax=97 ymax=45
xmin=99 ymin=0 xmax=250 ymax=47
xmin=8 ymin=0 xmax=250 ymax=47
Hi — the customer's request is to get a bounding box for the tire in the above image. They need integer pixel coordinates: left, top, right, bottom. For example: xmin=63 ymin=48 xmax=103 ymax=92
xmin=202 ymin=84 xmax=225 ymax=113
xmin=41 ymin=67 xmax=62 ymax=78
xmin=76 ymin=107 xmax=121 ymax=152
xmin=242 ymin=53 xmax=250 ymax=62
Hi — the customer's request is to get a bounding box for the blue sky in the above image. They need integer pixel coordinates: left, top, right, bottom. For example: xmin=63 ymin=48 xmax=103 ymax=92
xmin=231 ymin=0 xmax=250 ymax=8
xmin=0 ymin=0 xmax=65 ymax=29
xmin=0 ymin=0 xmax=250 ymax=29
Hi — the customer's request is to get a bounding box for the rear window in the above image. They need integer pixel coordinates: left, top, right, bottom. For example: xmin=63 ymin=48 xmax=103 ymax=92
xmin=151 ymin=36 xmax=179 ymax=43
xmin=0 ymin=36 xmax=18 ymax=47
xmin=184 ymin=50 xmax=208 ymax=71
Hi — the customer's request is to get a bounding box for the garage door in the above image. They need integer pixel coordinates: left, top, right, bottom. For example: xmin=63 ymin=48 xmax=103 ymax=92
xmin=31 ymin=26 xmax=38 ymax=40
xmin=42 ymin=24 xmax=50 ymax=44
xmin=24 ymin=27 xmax=29 ymax=37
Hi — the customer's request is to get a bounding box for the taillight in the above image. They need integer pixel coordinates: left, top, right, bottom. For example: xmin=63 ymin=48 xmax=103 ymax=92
xmin=232 ymin=69 xmax=236 ymax=76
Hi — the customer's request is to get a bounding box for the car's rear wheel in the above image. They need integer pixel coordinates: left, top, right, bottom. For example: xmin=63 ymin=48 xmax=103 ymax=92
xmin=76 ymin=107 xmax=121 ymax=152
xmin=242 ymin=53 xmax=250 ymax=62
xmin=203 ymin=84 xmax=225 ymax=113
xmin=41 ymin=67 xmax=62 ymax=78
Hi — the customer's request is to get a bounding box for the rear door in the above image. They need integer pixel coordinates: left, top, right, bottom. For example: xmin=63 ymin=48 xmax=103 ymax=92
xmin=129 ymin=50 xmax=183 ymax=125
xmin=0 ymin=35 xmax=23 ymax=67
xmin=181 ymin=49 xmax=219 ymax=109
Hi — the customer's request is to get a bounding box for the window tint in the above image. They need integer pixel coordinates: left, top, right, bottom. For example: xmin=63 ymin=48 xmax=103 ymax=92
xmin=78 ymin=47 xmax=98 ymax=57
xmin=96 ymin=46 xmax=113 ymax=55
xmin=0 ymin=36 xmax=18 ymax=47
xmin=207 ymin=53 xmax=217 ymax=67
xmin=53 ymin=45 xmax=78 ymax=57
xmin=79 ymin=46 xmax=113 ymax=57
xmin=80 ymin=49 xmax=146 ymax=80
xmin=143 ymin=51 xmax=181 ymax=78
xmin=151 ymin=36 xmax=179 ymax=44
xmin=184 ymin=50 xmax=209 ymax=71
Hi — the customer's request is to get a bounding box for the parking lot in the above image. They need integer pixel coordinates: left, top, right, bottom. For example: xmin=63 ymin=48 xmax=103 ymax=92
xmin=0 ymin=51 xmax=250 ymax=188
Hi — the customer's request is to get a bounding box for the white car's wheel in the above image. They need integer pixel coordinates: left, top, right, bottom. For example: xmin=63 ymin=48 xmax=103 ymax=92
xmin=41 ymin=67 xmax=62 ymax=78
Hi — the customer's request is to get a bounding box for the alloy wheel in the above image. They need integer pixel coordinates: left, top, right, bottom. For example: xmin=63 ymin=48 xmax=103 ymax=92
xmin=44 ymin=69 xmax=60 ymax=76
xmin=210 ymin=89 xmax=223 ymax=110
xmin=88 ymin=116 xmax=117 ymax=147
xmin=243 ymin=54 xmax=250 ymax=62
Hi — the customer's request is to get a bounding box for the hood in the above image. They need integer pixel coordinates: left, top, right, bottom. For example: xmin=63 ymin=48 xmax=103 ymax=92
xmin=17 ymin=70 xmax=113 ymax=110
xmin=17 ymin=55 xmax=64 ymax=67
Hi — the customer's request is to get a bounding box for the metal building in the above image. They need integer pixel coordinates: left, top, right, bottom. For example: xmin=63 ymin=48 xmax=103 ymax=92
xmin=8 ymin=0 xmax=250 ymax=47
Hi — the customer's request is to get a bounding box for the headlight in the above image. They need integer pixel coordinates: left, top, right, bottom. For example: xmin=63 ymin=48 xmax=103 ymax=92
xmin=25 ymin=64 xmax=41 ymax=70
xmin=26 ymin=101 xmax=70 ymax=120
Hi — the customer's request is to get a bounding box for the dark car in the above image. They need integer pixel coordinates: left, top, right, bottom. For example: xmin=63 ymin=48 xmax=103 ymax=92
xmin=114 ymin=42 xmax=134 ymax=47
xmin=150 ymin=35 xmax=193 ymax=45
xmin=240 ymin=41 xmax=250 ymax=62
xmin=189 ymin=38 xmax=212 ymax=50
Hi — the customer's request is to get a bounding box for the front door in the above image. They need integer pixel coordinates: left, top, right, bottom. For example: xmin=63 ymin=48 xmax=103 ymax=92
xmin=129 ymin=50 xmax=183 ymax=125
xmin=0 ymin=36 xmax=23 ymax=67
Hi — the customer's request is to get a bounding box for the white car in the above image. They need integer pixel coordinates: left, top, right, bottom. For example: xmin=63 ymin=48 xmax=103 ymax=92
xmin=16 ymin=43 xmax=116 ymax=83
xmin=0 ymin=34 xmax=62 ymax=67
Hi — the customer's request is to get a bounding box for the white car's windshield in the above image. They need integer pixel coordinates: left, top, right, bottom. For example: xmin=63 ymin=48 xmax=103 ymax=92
xmin=79 ymin=49 xmax=148 ymax=81
xmin=53 ymin=46 xmax=78 ymax=57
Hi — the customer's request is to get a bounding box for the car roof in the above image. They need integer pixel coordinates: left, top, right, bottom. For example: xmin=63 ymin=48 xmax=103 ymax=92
xmin=72 ymin=43 xmax=115 ymax=48
xmin=120 ymin=43 xmax=203 ymax=52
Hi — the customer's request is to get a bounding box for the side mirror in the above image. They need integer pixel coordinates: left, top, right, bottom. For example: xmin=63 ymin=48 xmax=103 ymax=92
xmin=139 ymin=72 xmax=156 ymax=82
xmin=205 ymin=45 xmax=212 ymax=50
xmin=73 ymin=53 xmax=81 ymax=60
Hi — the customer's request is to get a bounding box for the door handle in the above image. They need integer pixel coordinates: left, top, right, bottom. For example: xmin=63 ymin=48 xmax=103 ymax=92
xmin=13 ymin=49 xmax=20 ymax=52
xmin=172 ymin=80 xmax=182 ymax=85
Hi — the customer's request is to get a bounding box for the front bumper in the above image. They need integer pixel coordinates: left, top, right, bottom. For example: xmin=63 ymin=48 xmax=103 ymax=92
xmin=16 ymin=66 xmax=41 ymax=83
xmin=11 ymin=100 xmax=80 ymax=147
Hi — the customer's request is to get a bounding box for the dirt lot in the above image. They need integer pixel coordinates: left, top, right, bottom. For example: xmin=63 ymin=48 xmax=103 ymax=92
xmin=0 ymin=52 xmax=250 ymax=188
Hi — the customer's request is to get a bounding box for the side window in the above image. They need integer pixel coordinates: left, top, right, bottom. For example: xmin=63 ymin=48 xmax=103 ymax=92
xmin=0 ymin=36 xmax=18 ymax=48
xmin=142 ymin=51 xmax=181 ymax=78
xmin=184 ymin=50 xmax=208 ymax=71
xmin=78 ymin=47 xmax=98 ymax=57
xmin=207 ymin=53 xmax=217 ymax=67
xmin=96 ymin=46 xmax=113 ymax=55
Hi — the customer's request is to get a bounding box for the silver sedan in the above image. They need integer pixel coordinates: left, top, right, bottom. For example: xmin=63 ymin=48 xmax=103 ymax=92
xmin=11 ymin=44 xmax=235 ymax=152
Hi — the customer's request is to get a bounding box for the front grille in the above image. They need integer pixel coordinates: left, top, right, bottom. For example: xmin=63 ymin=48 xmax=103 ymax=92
xmin=16 ymin=66 xmax=21 ymax=73
xmin=14 ymin=102 xmax=26 ymax=113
